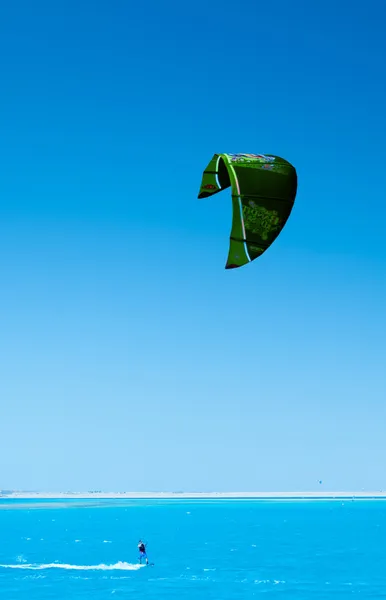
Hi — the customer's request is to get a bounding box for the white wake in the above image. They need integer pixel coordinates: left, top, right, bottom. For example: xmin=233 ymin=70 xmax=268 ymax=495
xmin=0 ymin=561 xmax=145 ymax=571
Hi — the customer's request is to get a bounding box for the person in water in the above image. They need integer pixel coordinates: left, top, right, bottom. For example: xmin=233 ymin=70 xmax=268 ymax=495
xmin=138 ymin=540 xmax=148 ymax=565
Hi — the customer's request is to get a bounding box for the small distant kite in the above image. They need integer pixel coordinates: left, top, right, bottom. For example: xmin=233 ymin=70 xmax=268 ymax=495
xmin=198 ymin=153 xmax=297 ymax=269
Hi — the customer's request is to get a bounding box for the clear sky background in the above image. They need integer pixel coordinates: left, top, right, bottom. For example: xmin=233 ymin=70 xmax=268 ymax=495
xmin=0 ymin=0 xmax=385 ymax=492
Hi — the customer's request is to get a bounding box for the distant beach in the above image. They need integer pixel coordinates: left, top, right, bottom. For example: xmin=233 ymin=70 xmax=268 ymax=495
xmin=1 ymin=491 xmax=386 ymax=500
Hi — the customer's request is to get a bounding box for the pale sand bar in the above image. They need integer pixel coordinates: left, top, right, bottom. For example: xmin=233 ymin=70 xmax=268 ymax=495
xmin=1 ymin=491 xmax=386 ymax=499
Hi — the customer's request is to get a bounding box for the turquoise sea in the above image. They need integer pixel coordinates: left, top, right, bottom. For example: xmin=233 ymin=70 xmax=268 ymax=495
xmin=1 ymin=498 xmax=386 ymax=598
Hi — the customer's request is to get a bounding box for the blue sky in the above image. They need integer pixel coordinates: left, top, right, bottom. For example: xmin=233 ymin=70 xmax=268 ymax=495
xmin=0 ymin=0 xmax=385 ymax=492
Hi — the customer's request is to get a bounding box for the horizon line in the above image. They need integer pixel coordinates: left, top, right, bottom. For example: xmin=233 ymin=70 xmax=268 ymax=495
xmin=1 ymin=490 xmax=386 ymax=500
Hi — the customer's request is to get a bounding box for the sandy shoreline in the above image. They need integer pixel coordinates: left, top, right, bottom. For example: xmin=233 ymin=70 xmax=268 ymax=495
xmin=1 ymin=491 xmax=386 ymax=500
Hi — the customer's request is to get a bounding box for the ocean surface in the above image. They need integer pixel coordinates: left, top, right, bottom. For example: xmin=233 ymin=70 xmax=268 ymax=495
xmin=1 ymin=498 xmax=386 ymax=599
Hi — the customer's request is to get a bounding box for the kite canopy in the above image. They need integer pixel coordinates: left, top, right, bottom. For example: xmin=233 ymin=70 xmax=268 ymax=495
xmin=198 ymin=153 xmax=297 ymax=269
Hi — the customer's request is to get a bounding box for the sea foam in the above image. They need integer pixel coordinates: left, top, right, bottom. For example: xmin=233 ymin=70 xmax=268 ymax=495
xmin=0 ymin=561 xmax=145 ymax=571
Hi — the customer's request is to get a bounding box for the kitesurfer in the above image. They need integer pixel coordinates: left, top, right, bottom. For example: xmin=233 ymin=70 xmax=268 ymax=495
xmin=138 ymin=540 xmax=148 ymax=565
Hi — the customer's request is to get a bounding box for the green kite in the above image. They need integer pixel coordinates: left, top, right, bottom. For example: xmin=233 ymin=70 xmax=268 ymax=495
xmin=198 ymin=153 xmax=297 ymax=269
